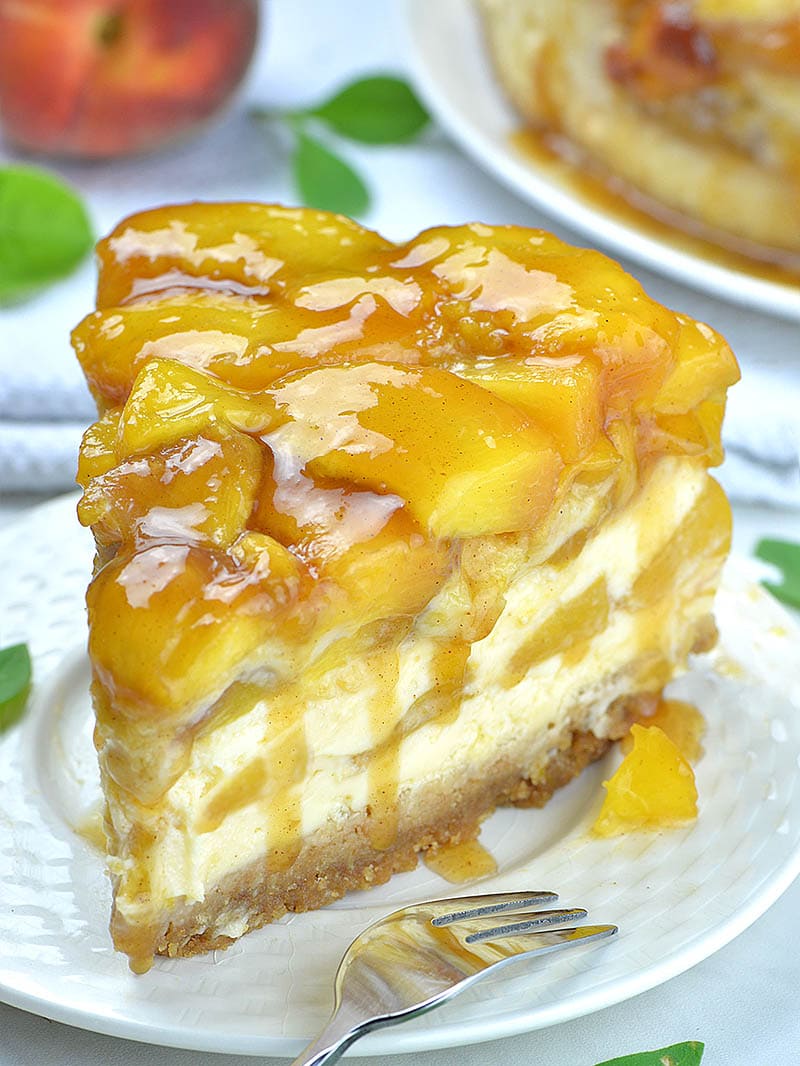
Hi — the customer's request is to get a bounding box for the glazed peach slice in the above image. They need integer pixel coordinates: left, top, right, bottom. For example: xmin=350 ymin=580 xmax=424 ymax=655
xmin=78 ymin=425 xmax=263 ymax=552
xmin=96 ymin=202 xmax=392 ymax=307
xmin=73 ymin=294 xmax=289 ymax=409
xmin=258 ymin=483 xmax=451 ymax=629
xmin=266 ymin=362 xmax=563 ymax=538
xmin=87 ymin=537 xmax=307 ymax=724
xmin=623 ymin=699 xmax=706 ymax=763
xmin=642 ymin=398 xmax=727 ymax=466
xmin=636 ymin=320 xmax=736 ymax=466
xmin=401 ymin=223 xmax=679 ymax=411
xmin=117 ymin=358 xmax=277 ymax=459
xmin=252 ymin=442 xmax=451 ymax=628
xmin=321 ymin=511 xmax=451 ymax=627
xmin=456 ymin=354 xmax=603 ymax=462
xmin=77 ymin=408 xmax=122 ymax=485
xmin=74 ymin=287 xmax=422 ymax=410
xmin=651 ymin=315 xmax=740 ymax=414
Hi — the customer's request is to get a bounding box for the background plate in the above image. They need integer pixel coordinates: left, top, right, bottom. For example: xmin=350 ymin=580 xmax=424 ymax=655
xmin=403 ymin=0 xmax=800 ymax=322
xmin=1 ymin=495 xmax=800 ymax=1057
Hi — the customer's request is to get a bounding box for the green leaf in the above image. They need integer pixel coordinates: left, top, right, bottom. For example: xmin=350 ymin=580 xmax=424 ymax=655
xmin=306 ymin=75 xmax=430 ymax=144
xmin=595 ymin=1041 xmax=705 ymax=1066
xmin=292 ymin=130 xmax=370 ymax=217
xmin=0 ymin=643 xmax=32 ymax=732
xmin=0 ymin=165 xmax=93 ymax=305
xmin=755 ymin=538 xmax=800 ymax=608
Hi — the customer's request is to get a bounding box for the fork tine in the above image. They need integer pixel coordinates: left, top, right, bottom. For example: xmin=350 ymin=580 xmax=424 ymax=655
xmin=460 ymin=907 xmax=588 ymax=943
xmin=430 ymin=891 xmax=558 ymax=926
xmin=469 ymin=923 xmax=619 ymax=961
xmin=490 ymin=924 xmax=619 ymax=953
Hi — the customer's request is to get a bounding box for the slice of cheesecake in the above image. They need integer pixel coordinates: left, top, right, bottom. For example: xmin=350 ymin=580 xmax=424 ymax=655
xmin=73 ymin=203 xmax=739 ymax=972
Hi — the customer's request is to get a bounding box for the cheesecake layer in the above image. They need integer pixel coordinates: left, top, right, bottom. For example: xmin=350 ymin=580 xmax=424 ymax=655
xmin=102 ymin=456 xmax=729 ymax=970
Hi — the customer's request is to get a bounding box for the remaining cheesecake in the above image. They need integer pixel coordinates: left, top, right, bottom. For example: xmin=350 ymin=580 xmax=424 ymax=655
xmin=73 ymin=202 xmax=739 ymax=972
xmin=478 ymin=0 xmax=800 ymax=261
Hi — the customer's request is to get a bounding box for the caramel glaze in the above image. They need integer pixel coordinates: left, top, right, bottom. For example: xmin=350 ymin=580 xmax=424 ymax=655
xmin=423 ymin=839 xmax=498 ymax=883
xmin=73 ymin=204 xmax=739 ymax=934
xmin=513 ymin=128 xmax=800 ymax=290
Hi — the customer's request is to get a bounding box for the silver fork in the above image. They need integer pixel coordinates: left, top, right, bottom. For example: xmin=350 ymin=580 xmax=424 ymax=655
xmin=290 ymin=891 xmax=617 ymax=1065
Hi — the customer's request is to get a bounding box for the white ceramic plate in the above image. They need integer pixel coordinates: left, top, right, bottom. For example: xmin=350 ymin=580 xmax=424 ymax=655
xmin=403 ymin=0 xmax=800 ymax=322
xmin=1 ymin=494 xmax=800 ymax=1057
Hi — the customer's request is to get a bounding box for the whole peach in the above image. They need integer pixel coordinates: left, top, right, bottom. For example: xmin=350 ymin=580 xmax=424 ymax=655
xmin=0 ymin=0 xmax=260 ymax=158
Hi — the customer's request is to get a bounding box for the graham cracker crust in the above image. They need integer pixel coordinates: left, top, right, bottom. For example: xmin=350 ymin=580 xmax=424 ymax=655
xmin=113 ymin=687 xmax=649 ymax=965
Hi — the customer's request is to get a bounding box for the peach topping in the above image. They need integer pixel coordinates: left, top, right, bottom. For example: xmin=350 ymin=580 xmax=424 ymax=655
xmin=592 ymin=722 xmax=699 ymax=836
xmin=73 ymin=203 xmax=739 ymax=721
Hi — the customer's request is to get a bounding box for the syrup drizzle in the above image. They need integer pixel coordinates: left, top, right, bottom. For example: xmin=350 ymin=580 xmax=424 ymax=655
xmin=263 ymin=693 xmax=307 ymax=872
xmin=365 ymin=646 xmax=403 ymax=851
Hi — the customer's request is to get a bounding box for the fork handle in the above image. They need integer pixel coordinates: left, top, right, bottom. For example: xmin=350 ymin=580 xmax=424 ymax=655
xmin=289 ymin=1008 xmax=364 ymax=1066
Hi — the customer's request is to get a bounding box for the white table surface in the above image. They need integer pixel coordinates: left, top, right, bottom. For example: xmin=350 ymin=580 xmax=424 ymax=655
xmin=2 ymin=1 xmax=800 ymax=1062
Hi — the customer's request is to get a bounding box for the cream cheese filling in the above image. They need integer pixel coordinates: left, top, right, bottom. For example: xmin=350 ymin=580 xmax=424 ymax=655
xmin=109 ymin=458 xmax=724 ymax=918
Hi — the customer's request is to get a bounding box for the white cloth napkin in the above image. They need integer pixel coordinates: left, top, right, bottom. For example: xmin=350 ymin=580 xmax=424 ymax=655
xmin=1 ymin=262 xmax=95 ymax=493
xmin=1 ymin=0 xmax=799 ymax=507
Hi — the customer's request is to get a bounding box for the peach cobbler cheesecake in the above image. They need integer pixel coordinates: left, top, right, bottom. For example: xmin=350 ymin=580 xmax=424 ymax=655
xmin=72 ymin=202 xmax=739 ymax=971
xmin=478 ymin=0 xmax=800 ymax=261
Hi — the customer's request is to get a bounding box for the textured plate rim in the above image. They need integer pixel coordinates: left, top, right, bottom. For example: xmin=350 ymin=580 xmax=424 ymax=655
xmin=401 ymin=0 xmax=800 ymax=322
xmin=6 ymin=851 xmax=799 ymax=1062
